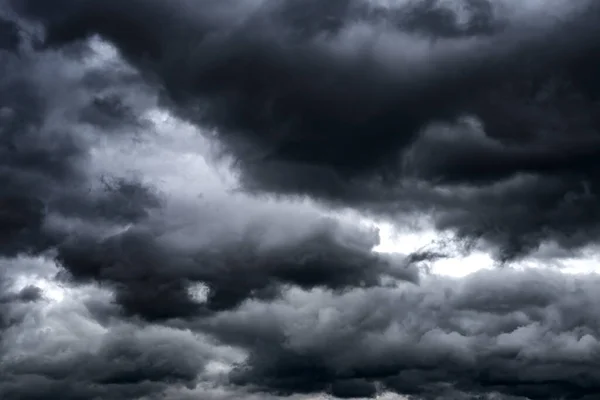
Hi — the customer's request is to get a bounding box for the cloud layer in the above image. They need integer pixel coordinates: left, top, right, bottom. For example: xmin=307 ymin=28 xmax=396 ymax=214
xmin=1 ymin=1 xmax=600 ymax=399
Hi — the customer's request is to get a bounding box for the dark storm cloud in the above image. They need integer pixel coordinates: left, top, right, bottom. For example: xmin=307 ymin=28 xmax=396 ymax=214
xmin=0 ymin=15 xmax=20 ymax=50
xmin=0 ymin=14 xmax=161 ymax=260
xmin=0 ymin=42 xmax=76 ymax=255
xmin=399 ymin=56 xmax=600 ymax=260
xmin=330 ymin=378 xmax=378 ymax=398
xmin=0 ymin=254 xmax=240 ymax=400
xmin=197 ymin=268 xmax=600 ymax=399
xmin=78 ymin=92 xmax=149 ymax=131
xmin=5 ymin=1 xmax=600 ymax=400
xmin=0 ymin=298 xmax=226 ymax=400
xmin=0 ymin=21 xmax=166 ymax=393
xmin=55 ymin=213 xmax=420 ymax=320
xmin=13 ymin=0 xmax=600 ymax=261
xmin=15 ymin=0 xmax=594 ymax=175
xmin=2 ymin=328 xmax=205 ymax=396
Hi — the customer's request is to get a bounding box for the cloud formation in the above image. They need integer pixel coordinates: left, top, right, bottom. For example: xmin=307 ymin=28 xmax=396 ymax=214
xmin=209 ymin=268 xmax=600 ymax=399
xmin=1 ymin=1 xmax=600 ymax=399
xmin=12 ymin=0 xmax=600 ymax=259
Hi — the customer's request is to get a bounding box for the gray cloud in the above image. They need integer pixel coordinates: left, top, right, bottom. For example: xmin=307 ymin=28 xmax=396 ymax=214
xmin=0 ymin=262 xmax=237 ymax=400
xmin=1 ymin=1 xmax=600 ymax=400
xmin=55 ymin=198 xmax=420 ymax=319
xmin=12 ymin=0 xmax=600 ymax=260
xmin=196 ymin=268 xmax=600 ymax=399
xmin=0 ymin=15 xmax=161 ymax=258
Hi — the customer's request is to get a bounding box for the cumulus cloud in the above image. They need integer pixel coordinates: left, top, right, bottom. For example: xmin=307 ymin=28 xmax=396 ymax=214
xmin=11 ymin=0 xmax=600 ymax=259
xmin=0 ymin=261 xmax=239 ymax=400
xmin=202 ymin=268 xmax=600 ymax=399
xmin=1 ymin=1 xmax=600 ymax=399
xmin=0 ymin=14 xmax=160 ymax=257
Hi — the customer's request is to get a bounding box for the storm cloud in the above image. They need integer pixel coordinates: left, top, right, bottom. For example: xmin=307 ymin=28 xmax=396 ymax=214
xmin=11 ymin=0 xmax=600 ymax=259
xmin=206 ymin=268 xmax=600 ymax=399
xmin=2 ymin=0 xmax=600 ymax=399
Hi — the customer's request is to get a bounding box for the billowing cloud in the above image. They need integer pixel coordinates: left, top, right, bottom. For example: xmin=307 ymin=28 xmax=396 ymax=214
xmin=0 ymin=259 xmax=239 ymax=400
xmin=55 ymin=211 xmax=420 ymax=319
xmin=0 ymin=12 xmax=160 ymax=258
xmin=203 ymin=268 xmax=600 ymax=399
xmin=1 ymin=1 xmax=600 ymax=399
xmin=11 ymin=0 xmax=600 ymax=259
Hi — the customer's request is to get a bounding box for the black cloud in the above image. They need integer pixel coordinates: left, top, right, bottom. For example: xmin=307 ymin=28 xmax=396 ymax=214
xmin=16 ymin=0 xmax=592 ymax=174
xmin=3 ymin=1 xmax=600 ymax=400
xmin=13 ymin=0 xmax=600 ymax=260
xmin=56 ymin=215 xmax=419 ymax=320
xmin=0 ymin=15 xmax=20 ymax=50
xmin=0 ymin=14 xmax=160 ymax=257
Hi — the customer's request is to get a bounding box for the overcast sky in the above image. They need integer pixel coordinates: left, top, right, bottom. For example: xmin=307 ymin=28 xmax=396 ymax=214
xmin=2 ymin=1 xmax=600 ymax=399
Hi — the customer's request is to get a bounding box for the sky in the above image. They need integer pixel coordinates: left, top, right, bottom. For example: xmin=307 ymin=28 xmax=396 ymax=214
xmin=1 ymin=0 xmax=600 ymax=399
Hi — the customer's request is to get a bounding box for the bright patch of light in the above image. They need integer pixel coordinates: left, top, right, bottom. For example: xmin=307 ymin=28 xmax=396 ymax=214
xmin=373 ymin=222 xmax=438 ymax=254
xmin=374 ymin=224 xmax=493 ymax=278
xmin=35 ymin=279 xmax=66 ymax=302
xmin=374 ymin=222 xmax=600 ymax=278
xmin=188 ymin=282 xmax=209 ymax=303
xmin=428 ymin=252 xmax=493 ymax=277
xmin=8 ymin=259 xmax=67 ymax=303
xmin=204 ymin=360 xmax=233 ymax=375
xmin=86 ymin=36 xmax=122 ymax=68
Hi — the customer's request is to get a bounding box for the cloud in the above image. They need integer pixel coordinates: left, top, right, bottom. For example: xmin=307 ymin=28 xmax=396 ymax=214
xmin=12 ymin=0 xmax=600 ymax=260
xmin=0 ymin=15 xmax=161 ymax=257
xmin=0 ymin=260 xmax=238 ymax=400
xmin=1 ymin=1 xmax=600 ymax=399
xmin=19 ymin=0 xmax=593 ymax=175
xmin=0 ymin=15 xmax=20 ymax=50
xmin=54 ymin=193 xmax=420 ymax=319
xmin=199 ymin=268 xmax=600 ymax=399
